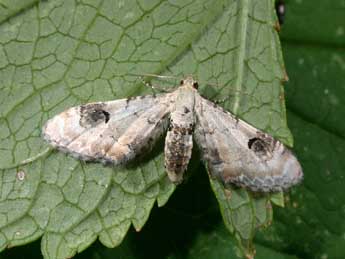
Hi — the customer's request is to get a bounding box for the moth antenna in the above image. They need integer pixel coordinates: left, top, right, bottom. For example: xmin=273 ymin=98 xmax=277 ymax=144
xmin=129 ymin=73 xmax=179 ymax=93
xmin=139 ymin=76 xmax=170 ymax=93
xmin=128 ymin=73 xmax=178 ymax=80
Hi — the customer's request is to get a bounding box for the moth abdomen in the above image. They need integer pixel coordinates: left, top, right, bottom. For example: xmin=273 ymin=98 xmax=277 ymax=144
xmin=164 ymin=85 xmax=196 ymax=184
xmin=164 ymin=124 xmax=194 ymax=184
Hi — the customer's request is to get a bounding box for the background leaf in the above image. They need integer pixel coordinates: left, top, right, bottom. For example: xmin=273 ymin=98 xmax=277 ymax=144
xmin=1 ymin=0 xmax=336 ymax=258
xmin=0 ymin=0 xmax=38 ymax=23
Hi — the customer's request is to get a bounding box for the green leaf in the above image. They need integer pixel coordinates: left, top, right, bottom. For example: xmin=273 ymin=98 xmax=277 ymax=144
xmin=0 ymin=0 xmax=38 ymax=23
xmin=255 ymin=1 xmax=345 ymax=259
xmin=0 ymin=0 xmax=292 ymax=258
xmin=187 ymin=224 xmax=298 ymax=259
xmin=210 ymin=179 xmax=273 ymax=258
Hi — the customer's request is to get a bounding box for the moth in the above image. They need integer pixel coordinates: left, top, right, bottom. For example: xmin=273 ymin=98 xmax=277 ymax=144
xmin=42 ymin=76 xmax=303 ymax=192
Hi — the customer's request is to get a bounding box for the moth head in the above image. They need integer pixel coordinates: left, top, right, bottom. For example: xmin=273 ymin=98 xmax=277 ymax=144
xmin=181 ymin=76 xmax=199 ymax=89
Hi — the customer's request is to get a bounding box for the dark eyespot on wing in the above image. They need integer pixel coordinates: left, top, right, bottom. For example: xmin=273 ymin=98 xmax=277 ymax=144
xmin=248 ymin=135 xmax=277 ymax=160
xmin=248 ymin=137 xmax=266 ymax=150
xmin=248 ymin=137 xmax=269 ymax=156
xmin=103 ymin=110 xmax=110 ymax=123
xmin=80 ymin=103 xmax=110 ymax=128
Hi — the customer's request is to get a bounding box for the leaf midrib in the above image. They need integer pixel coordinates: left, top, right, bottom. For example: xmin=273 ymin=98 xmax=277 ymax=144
xmin=232 ymin=0 xmax=249 ymax=115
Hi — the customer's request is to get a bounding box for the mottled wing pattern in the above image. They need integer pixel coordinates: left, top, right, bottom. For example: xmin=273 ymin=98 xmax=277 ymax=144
xmin=43 ymin=93 xmax=175 ymax=165
xmin=194 ymin=94 xmax=303 ymax=192
xmin=43 ymin=76 xmax=303 ymax=192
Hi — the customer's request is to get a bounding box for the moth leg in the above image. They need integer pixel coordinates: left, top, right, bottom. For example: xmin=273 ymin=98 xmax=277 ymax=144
xmin=140 ymin=77 xmax=171 ymax=93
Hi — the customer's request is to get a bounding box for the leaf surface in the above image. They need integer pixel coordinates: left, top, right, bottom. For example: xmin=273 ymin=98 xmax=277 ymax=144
xmin=0 ymin=0 xmax=292 ymax=258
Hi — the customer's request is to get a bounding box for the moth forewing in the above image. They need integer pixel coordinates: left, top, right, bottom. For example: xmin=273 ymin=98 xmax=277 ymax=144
xmin=194 ymin=94 xmax=303 ymax=192
xmin=43 ymin=94 xmax=174 ymax=164
xmin=104 ymin=98 xmax=172 ymax=164
xmin=42 ymin=76 xmax=303 ymax=192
